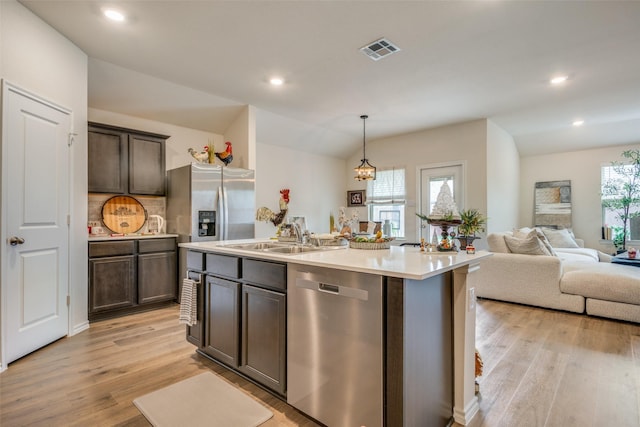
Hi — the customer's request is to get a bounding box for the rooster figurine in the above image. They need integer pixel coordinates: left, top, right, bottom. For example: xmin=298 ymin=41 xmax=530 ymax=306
xmin=188 ymin=146 xmax=209 ymax=163
xmin=215 ymin=141 xmax=233 ymax=166
xmin=256 ymin=189 xmax=290 ymax=226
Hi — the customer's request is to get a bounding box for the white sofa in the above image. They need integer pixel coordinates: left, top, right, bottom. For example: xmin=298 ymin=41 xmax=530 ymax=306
xmin=473 ymin=229 xmax=640 ymax=323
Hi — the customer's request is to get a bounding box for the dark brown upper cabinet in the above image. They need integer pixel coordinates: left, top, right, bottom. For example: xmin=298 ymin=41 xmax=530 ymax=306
xmin=88 ymin=122 xmax=168 ymax=195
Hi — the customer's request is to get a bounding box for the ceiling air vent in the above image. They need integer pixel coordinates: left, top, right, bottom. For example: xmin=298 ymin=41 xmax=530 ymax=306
xmin=360 ymin=38 xmax=401 ymax=61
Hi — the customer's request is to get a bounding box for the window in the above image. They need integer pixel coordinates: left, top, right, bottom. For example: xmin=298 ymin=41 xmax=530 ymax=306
xmin=367 ymin=168 xmax=405 ymax=237
xmin=601 ymin=163 xmax=640 ymax=241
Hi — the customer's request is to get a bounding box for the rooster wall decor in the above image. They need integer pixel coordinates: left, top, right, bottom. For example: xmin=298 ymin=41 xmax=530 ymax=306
xmin=256 ymin=189 xmax=290 ymax=226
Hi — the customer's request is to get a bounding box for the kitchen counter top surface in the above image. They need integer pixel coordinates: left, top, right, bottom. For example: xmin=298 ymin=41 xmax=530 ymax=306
xmin=180 ymin=239 xmax=491 ymax=280
xmin=88 ymin=233 xmax=178 ymax=242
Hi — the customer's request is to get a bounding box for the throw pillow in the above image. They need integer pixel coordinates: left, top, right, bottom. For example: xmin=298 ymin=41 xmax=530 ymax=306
xmin=513 ymin=228 xmax=557 ymax=256
xmin=541 ymin=227 xmax=579 ymax=248
xmin=504 ymin=230 xmax=552 ymax=256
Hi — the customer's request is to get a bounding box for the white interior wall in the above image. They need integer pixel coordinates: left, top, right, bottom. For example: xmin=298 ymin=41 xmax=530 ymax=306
xmin=255 ymin=143 xmax=346 ymax=238
xmin=486 ymin=120 xmax=520 ymax=233
xmin=88 ymin=108 xmax=225 ymax=171
xmin=223 ymin=105 xmax=253 ymax=170
xmin=1 ymin=0 xmax=89 ymax=336
xmin=346 ymin=119 xmax=489 ymax=243
xmin=520 ymin=142 xmax=640 ymax=251
xmin=255 ymin=109 xmax=347 ymax=238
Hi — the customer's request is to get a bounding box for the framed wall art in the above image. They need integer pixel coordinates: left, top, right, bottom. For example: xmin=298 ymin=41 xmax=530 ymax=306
xmin=534 ymin=180 xmax=572 ymax=228
xmin=347 ymin=190 xmax=365 ymax=207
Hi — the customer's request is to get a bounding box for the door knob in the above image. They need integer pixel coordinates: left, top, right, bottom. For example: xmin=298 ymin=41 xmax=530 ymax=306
xmin=8 ymin=236 xmax=25 ymax=246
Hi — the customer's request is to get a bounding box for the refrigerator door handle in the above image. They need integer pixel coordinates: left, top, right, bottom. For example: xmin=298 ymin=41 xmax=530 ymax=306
xmin=216 ymin=186 xmax=224 ymax=240
xmin=221 ymin=186 xmax=230 ymax=240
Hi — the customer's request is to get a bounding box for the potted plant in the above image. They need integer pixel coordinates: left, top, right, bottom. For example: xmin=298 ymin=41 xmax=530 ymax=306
xmin=601 ymin=149 xmax=640 ymax=252
xmin=457 ymin=208 xmax=487 ymax=250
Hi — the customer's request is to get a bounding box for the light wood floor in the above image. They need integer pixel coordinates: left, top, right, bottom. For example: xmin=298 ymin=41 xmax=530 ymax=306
xmin=1 ymin=300 xmax=639 ymax=426
xmin=471 ymin=299 xmax=640 ymax=427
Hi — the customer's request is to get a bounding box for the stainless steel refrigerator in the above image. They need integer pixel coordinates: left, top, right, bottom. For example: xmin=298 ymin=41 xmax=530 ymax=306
xmin=167 ymin=163 xmax=255 ymax=275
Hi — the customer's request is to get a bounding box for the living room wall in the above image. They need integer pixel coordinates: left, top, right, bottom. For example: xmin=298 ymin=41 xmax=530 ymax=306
xmin=520 ymin=142 xmax=640 ymax=252
xmin=486 ymin=121 xmax=519 ymax=234
xmin=346 ymin=119 xmax=491 ymax=245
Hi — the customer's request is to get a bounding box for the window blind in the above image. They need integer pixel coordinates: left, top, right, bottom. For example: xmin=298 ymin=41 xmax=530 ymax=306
xmin=366 ymin=168 xmax=405 ymax=204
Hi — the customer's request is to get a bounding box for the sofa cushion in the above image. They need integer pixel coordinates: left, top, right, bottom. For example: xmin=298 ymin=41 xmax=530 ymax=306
xmin=514 ymin=227 xmax=557 ymax=256
xmin=555 ymin=248 xmax=600 ymax=263
xmin=541 ymin=227 xmax=580 ymax=248
xmin=560 ymin=263 xmax=640 ymax=305
xmin=487 ymin=232 xmax=511 ymax=253
xmin=504 ymin=230 xmax=552 ymax=256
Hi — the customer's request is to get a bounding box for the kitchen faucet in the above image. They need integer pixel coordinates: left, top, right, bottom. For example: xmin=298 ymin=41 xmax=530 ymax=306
xmin=292 ymin=222 xmax=309 ymax=245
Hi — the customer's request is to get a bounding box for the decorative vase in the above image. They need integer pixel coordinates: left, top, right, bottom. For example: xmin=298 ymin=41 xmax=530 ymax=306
xmin=457 ymin=235 xmax=479 ymax=250
xmin=383 ymin=219 xmax=392 ymax=236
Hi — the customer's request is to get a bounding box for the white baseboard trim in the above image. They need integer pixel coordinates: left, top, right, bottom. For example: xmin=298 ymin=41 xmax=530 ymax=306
xmin=453 ymin=396 xmax=480 ymax=425
xmin=70 ymin=321 xmax=90 ymax=336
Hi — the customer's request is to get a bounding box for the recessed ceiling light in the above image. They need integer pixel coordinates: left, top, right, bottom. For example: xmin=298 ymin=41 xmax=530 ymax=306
xmin=572 ymin=120 xmax=584 ymax=127
xmin=269 ymin=77 xmax=284 ymax=86
xmin=550 ymin=75 xmax=568 ymax=85
xmin=103 ymin=9 xmax=125 ymax=22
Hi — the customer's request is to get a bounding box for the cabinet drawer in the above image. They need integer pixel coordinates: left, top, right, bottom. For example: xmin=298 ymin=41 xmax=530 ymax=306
xmin=89 ymin=240 xmax=136 ymax=257
xmin=187 ymin=251 xmax=205 ymax=271
xmin=242 ymin=259 xmax=286 ymax=291
xmin=206 ymin=254 xmax=241 ymax=279
xmin=139 ymin=238 xmax=176 ymax=253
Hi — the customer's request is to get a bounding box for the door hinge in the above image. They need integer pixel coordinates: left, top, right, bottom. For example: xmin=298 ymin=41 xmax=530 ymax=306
xmin=66 ymin=295 xmax=70 ymax=306
xmin=68 ymin=132 xmax=77 ymax=147
xmin=67 ymin=214 xmax=71 ymax=226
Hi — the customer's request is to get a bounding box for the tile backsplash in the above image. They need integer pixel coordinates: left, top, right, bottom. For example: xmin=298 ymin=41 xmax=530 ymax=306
xmin=88 ymin=194 xmax=166 ymax=232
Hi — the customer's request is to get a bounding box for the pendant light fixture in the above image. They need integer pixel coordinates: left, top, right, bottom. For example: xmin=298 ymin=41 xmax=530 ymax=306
xmin=354 ymin=115 xmax=376 ymax=181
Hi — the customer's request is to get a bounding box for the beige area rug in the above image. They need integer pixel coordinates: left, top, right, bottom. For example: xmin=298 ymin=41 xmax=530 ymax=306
xmin=133 ymin=372 xmax=273 ymax=427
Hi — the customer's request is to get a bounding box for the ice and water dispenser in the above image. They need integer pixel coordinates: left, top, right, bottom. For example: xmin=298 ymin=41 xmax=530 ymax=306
xmin=198 ymin=210 xmax=216 ymax=237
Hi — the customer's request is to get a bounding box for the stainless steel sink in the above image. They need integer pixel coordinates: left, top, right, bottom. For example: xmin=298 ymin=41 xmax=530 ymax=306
xmin=265 ymin=245 xmax=324 ymax=254
xmin=222 ymin=241 xmax=343 ymax=255
xmin=223 ymin=242 xmax=290 ymax=250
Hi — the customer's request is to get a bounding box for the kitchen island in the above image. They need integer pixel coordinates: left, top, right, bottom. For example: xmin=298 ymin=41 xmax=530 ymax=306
xmin=180 ymin=239 xmax=490 ymax=426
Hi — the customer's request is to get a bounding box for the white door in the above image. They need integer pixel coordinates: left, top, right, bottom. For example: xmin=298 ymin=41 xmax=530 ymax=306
xmin=419 ymin=163 xmax=464 ymax=242
xmin=2 ymin=83 xmax=70 ymax=364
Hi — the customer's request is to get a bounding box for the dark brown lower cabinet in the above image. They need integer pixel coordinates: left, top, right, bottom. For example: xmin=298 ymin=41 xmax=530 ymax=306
xmin=239 ymin=284 xmax=286 ymax=396
xmin=138 ymin=251 xmax=177 ymax=304
xmin=89 ymin=238 xmax=177 ymax=321
xmin=203 ymin=276 xmax=241 ymax=368
xmin=89 ymin=255 xmax=136 ymax=313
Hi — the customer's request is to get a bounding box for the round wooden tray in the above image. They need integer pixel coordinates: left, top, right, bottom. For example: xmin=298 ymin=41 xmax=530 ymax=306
xmin=101 ymin=195 xmax=147 ymax=233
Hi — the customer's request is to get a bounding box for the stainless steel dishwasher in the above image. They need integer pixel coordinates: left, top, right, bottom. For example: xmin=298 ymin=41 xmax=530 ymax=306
xmin=287 ymin=264 xmax=384 ymax=427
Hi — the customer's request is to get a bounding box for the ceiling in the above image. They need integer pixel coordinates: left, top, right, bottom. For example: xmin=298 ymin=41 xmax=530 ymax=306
xmin=19 ymin=0 xmax=640 ymax=158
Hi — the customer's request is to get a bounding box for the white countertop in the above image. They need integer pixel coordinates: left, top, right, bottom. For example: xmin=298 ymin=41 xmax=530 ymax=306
xmin=180 ymin=239 xmax=491 ymax=280
xmin=88 ymin=233 xmax=178 ymax=242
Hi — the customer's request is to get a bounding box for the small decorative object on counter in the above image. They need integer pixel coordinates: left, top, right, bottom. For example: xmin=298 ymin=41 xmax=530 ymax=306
xmin=466 ymin=244 xmax=476 ymax=255
xmin=416 ymin=180 xmax=462 ymax=252
xmin=420 ymin=237 xmax=425 ymax=252
xmin=383 ymin=219 xmax=392 ymax=236
xmin=628 ymin=247 xmax=637 ymax=259
xmin=256 ymin=189 xmax=290 ymax=227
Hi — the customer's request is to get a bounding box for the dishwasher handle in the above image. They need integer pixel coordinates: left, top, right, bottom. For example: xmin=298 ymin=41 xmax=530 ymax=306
xmin=318 ymin=282 xmax=339 ymax=294
xmin=296 ymin=277 xmax=369 ymax=301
